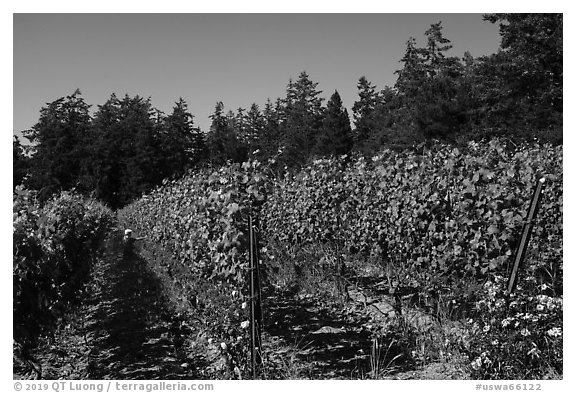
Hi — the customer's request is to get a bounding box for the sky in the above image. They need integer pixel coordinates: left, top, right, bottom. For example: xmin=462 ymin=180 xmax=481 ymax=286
xmin=13 ymin=13 xmax=502 ymax=139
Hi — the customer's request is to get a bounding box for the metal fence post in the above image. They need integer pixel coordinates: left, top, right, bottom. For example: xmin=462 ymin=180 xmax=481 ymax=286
xmin=249 ymin=214 xmax=262 ymax=378
xmin=507 ymin=177 xmax=546 ymax=294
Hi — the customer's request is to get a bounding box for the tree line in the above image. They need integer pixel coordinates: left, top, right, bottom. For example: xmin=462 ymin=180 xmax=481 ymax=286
xmin=13 ymin=14 xmax=562 ymax=209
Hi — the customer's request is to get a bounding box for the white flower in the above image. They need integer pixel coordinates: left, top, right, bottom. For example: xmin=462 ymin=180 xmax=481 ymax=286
xmin=471 ymin=358 xmax=482 ymax=370
xmin=232 ymin=290 xmax=238 ymax=297
xmin=241 ymin=302 xmax=248 ymax=309
xmin=546 ymin=327 xmax=562 ymax=337
xmin=483 ymin=324 xmax=491 ymax=333
xmin=520 ymin=328 xmax=531 ymax=337
xmin=220 ymin=342 xmax=228 ymax=350
xmin=536 ymin=304 xmax=545 ymax=311
xmin=208 ymin=338 xmax=214 ymax=345
xmin=240 ymin=320 xmax=250 ymax=329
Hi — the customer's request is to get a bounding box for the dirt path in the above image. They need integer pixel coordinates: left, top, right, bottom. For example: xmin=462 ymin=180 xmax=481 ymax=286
xmin=260 ymin=276 xmax=421 ymax=380
xmin=263 ymin=293 xmax=373 ymax=378
xmin=27 ymin=235 xmax=199 ymax=380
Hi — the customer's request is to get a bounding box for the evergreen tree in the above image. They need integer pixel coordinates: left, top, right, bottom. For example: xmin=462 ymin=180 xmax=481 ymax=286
xmin=369 ymin=86 xmax=418 ymax=152
xmin=424 ymin=21 xmax=453 ymax=69
xmin=394 ymin=23 xmax=466 ymax=140
xmin=230 ymin=108 xmax=247 ymax=144
xmin=478 ymin=13 xmax=562 ymax=140
xmin=23 ymin=89 xmax=92 ymax=201
xmin=244 ymin=103 xmax=266 ymax=155
xmin=394 ymin=37 xmax=427 ymax=105
xmin=281 ymin=71 xmax=325 ymax=166
xmin=207 ymin=102 xmax=245 ymax=164
xmin=90 ymin=94 xmax=161 ymax=208
xmin=259 ymin=98 xmax=283 ymax=160
xmin=315 ymin=90 xmax=354 ymax=157
xmin=87 ymin=94 xmax=122 ymax=205
xmin=352 ymin=76 xmax=380 ymax=145
xmin=160 ymin=98 xmax=206 ymax=178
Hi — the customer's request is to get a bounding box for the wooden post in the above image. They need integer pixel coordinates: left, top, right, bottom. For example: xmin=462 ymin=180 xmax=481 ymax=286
xmin=507 ymin=177 xmax=546 ymax=294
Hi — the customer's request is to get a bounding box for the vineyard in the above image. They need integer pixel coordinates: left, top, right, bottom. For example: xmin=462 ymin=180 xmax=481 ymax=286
xmin=14 ymin=139 xmax=563 ymax=379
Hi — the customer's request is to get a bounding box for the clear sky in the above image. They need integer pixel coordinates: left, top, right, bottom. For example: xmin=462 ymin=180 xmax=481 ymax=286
xmin=13 ymin=13 xmax=502 ymax=139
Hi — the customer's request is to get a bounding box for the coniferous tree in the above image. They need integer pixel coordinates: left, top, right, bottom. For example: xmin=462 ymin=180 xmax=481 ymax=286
xmin=90 ymin=94 xmax=161 ymax=208
xmin=394 ymin=23 xmax=466 ymax=140
xmin=352 ymin=76 xmax=380 ymax=146
xmin=207 ymin=102 xmax=245 ymax=165
xmin=281 ymin=71 xmax=325 ymax=167
xmin=23 ymin=89 xmax=92 ymax=201
xmin=315 ymin=90 xmax=354 ymax=157
xmin=160 ymin=98 xmax=206 ymax=178
xmin=244 ymin=103 xmax=266 ymax=155
xmin=476 ymin=13 xmax=562 ymax=140
xmin=259 ymin=98 xmax=283 ymax=160
xmin=229 ymin=108 xmax=245 ymax=143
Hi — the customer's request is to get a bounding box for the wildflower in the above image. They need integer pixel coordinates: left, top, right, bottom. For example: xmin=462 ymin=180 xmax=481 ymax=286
xmin=240 ymin=320 xmax=250 ymax=329
xmin=520 ymin=328 xmax=531 ymax=337
xmin=220 ymin=342 xmax=228 ymax=351
xmin=536 ymin=304 xmax=545 ymax=312
xmin=546 ymin=327 xmax=562 ymax=337
xmin=232 ymin=290 xmax=238 ymax=297
xmin=241 ymin=302 xmax=248 ymax=309
xmin=483 ymin=324 xmax=491 ymax=333
xmin=208 ymin=338 xmax=214 ymax=345
xmin=491 ymin=339 xmax=499 ymax=346
xmin=471 ymin=358 xmax=482 ymax=370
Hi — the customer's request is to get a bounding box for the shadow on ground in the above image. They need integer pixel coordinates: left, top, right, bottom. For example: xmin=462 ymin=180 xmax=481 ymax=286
xmin=263 ymin=290 xmax=375 ymax=379
xmin=27 ymin=234 xmax=207 ymax=380
xmin=86 ymin=235 xmax=201 ymax=379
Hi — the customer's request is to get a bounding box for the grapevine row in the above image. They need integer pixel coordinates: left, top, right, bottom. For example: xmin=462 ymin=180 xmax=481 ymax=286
xmin=13 ymin=189 xmax=116 ymax=349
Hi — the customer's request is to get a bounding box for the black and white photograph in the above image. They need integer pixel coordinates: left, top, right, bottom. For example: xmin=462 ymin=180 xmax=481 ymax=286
xmin=11 ymin=5 xmax=565 ymax=387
